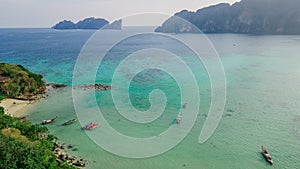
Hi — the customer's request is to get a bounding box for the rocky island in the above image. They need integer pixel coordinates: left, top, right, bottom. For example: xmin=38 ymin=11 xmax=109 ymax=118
xmin=52 ymin=17 xmax=122 ymax=30
xmin=155 ymin=0 xmax=300 ymax=34
xmin=52 ymin=17 xmax=109 ymax=30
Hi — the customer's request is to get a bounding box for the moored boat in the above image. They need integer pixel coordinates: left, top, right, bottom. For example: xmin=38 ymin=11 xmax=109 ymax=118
xmin=62 ymin=118 xmax=77 ymax=125
xmin=171 ymin=114 xmax=183 ymax=125
xmin=261 ymin=146 xmax=273 ymax=165
xmin=41 ymin=116 xmax=58 ymax=125
xmin=177 ymin=114 xmax=183 ymax=124
xmin=82 ymin=122 xmax=98 ymax=130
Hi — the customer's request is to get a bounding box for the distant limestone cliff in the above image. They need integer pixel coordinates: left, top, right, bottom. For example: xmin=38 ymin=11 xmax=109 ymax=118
xmin=52 ymin=20 xmax=77 ymax=29
xmin=102 ymin=19 xmax=122 ymax=30
xmin=155 ymin=0 xmax=300 ymax=34
xmin=52 ymin=17 xmax=122 ymax=30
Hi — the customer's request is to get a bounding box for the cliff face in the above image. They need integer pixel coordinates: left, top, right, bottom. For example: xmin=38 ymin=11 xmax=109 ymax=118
xmin=155 ymin=0 xmax=300 ymax=34
xmin=102 ymin=19 xmax=122 ymax=30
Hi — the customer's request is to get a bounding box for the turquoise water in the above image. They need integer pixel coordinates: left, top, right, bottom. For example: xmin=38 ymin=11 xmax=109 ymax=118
xmin=0 ymin=28 xmax=299 ymax=168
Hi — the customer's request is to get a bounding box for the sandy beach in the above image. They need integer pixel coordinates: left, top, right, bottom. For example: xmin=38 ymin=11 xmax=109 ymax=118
xmin=0 ymin=99 xmax=37 ymax=117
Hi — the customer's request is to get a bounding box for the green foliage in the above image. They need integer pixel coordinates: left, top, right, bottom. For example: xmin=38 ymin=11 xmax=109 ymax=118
xmin=15 ymin=123 xmax=48 ymax=141
xmin=0 ymin=63 xmax=45 ymax=98
xmin=0 ymin=107 xmax=75 ymax=169
xmin=0 ymin=113 xmax=16 ymax=129
xmin=0 ymin=95 xmax=4 ymax=101
xmin=0 ymin=134 xmax=74 ymax=169
xmin=0 ymin=106 xmax=4 ymax=115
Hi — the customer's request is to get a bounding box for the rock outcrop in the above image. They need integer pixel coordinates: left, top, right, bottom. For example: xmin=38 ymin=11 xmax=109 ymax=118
xmin=47 ymin=83 xmax=68 ymax=89
xmin=74 ymin=83 xmax=111 ymax=91
xmin=54 ymin=142 xmax=87 ymax=168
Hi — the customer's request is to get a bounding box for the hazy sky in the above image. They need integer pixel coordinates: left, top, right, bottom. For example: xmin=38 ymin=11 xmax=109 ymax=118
xmin=0 ymin=0 xmax=239 ymax=27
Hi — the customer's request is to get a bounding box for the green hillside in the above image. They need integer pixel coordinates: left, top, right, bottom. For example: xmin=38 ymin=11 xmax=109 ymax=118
xmin=0 ymin=107 xmax=75 ymax=169
xmin=0 ymin=63 xmax=45 ymax=99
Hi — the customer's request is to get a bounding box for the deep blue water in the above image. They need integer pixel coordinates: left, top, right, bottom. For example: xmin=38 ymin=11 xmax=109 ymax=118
xmin=0 ymin=28 xmax=94 ymax=84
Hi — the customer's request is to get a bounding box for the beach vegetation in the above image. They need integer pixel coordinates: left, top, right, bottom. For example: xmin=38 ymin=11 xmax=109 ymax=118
xmin=0 ymin=107 xmax=75 ymax=169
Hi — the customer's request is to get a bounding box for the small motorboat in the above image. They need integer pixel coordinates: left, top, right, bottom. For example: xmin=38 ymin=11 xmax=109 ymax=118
xmin=177 ymin=114 xmax=183 ymax=124
xmin=41 ymin=116 xmax=58 ymax=125
xmin=82 ymin=122 xmax=98 ymax=130
xmin=171 ymin=114 xmax=183 ymax=125
xmin=62 ymin=118 xmax=77 ymax=126
xmin=261 ymin=146 xmax=273 ymax=165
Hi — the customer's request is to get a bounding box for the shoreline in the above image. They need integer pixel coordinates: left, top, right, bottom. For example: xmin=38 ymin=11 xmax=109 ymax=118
xmin=0 ymin=98 xmax=38 ymax=117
